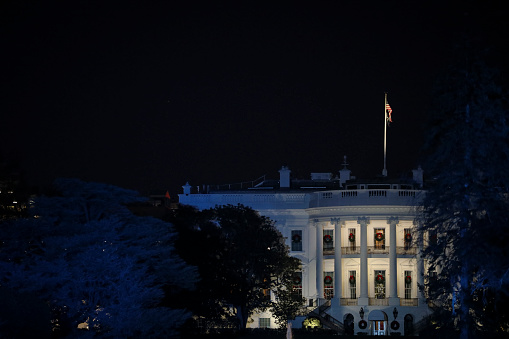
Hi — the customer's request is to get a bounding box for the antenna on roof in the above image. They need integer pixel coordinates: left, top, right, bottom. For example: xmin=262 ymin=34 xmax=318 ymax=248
xmin=342 ymin=155 xmax=349 ymax=169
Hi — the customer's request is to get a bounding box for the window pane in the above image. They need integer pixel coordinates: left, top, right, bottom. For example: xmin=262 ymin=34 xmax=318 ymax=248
xmin=259 ymin=318 xmax=270 ymax=328
xmin=375 ymin=270 xmax=386 ymax=299
xmin=324 ymin=271 xmax=334 ymax=299
xmin=374 ymin=229 xmax=385 ymax=249
xmin=323 ymin=229 xmax=334 ymax=250
xmin=405 ymin=270 xmax=412 ymax=299
xmin=349 ymin=270 xmax=356 ymax=299
xmin=291 ymin=230 xmax=302 ymax=251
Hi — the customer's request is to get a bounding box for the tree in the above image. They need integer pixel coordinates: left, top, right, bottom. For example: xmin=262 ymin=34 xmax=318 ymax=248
xmin=270 ymin=276 xmax=306 ymax=329
xmin=0 ymin=178 xmax=197 ymax=338
xmin=170 ymin=204 xmax=301 ymax=330
xmin=418 ymin=53 xmax=509 ymax=338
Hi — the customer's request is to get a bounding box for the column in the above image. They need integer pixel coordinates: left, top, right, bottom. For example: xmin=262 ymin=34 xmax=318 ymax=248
xmin=331 ymin=217 xmax=342 ymax=304
xmin=358 ymin=217 xmax=369 ymax=305
xmin=388 ymin=216 xmax=400 ymax=306
xmin=315 ymin=219 xmax=324 ymax=300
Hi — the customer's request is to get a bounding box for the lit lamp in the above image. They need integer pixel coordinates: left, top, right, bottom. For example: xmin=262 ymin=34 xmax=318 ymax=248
xmin=393 ymin=307 xmax=398 ymax=320
xmin=359 ymin=307 xmax=365 ymax=319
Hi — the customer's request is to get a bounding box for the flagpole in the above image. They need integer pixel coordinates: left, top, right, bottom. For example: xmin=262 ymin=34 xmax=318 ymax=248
xmin=382 ymin=92 xmax=388 ymax=177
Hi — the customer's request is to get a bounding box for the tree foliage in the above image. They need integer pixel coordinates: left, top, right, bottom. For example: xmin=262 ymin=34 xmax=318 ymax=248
xmin=419 ymin=54 xmax=509 ymax=338
xmin=169 ymin=204 xmax=302 ymax=330
xmin=270 ymin=278 xmax=306 ymax=329
xmin=0 ymin=178 xmax=197 ymax=338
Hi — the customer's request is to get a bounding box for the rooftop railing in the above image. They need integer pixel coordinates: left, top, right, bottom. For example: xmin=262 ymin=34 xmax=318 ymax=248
xmin=309 ymin=189 xmax=423 ymax=208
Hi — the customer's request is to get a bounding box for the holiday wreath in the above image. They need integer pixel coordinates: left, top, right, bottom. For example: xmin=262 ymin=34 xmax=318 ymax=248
xmin=348 ymin=233 xmax=355 ymax=242
xmin=324 ymin=275 xmax=333 ymax=285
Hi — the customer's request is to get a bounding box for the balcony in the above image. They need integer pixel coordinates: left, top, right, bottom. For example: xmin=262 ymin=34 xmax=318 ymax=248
xmin=338 ymin=297 xmax=418 ymax=307
xmin=324 ymin=246 xmax=417 ymax=256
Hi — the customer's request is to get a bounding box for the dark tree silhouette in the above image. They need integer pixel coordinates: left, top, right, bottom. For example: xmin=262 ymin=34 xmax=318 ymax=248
xmin=170 ymin=204 xmax=301 ymax=331
xmin=0 ymin=178 xmax=197 ymax=338
xmin=419 ymin=53 xmax=509 ymax=338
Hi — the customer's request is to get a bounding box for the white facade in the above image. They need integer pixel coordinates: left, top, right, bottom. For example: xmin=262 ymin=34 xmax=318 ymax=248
xmin=179 ymin=165 xmax=430 ymax=335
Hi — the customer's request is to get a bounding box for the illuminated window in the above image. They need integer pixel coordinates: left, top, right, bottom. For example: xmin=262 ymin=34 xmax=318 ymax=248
xmin=348 ymin=228 xmax=356 ymax=251
xmin=262 ymin=277 xmax=271 ymax=301
xmin=404 ymin=228 xmax=412 ymax=250
xmin=405 ymin=270 xmax=412 ymax=299
xmin=259 ymin=318 xmax=270 ymax=328
xmin=375 ymin=270 xmax=386 ymax=299
xmin=323 ymin=229 xmax=333 ymax=251
xmin=324 ymin=271 xmax=334 ymax=300
xmin=349 ymin=270 xmax=356 ymax=299
xmin=291 ymin=230 xmax=302 ymax=251
xmin=374 ymin=228 xmax=385 ymax=249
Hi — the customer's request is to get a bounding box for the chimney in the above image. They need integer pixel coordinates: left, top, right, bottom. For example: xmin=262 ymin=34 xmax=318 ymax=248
xmin=412 ymin=166 xmax=424 ymax=188
xmin=279 ymin=166 xmax=291 ymax=188
xmin=339 ymin=156 xmax=351 ymax=187
xmin=182 ymin=182 xmax=192 ymax=196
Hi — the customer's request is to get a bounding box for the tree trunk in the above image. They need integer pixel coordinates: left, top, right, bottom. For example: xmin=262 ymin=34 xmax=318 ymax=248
xmin=236 ymin=304 xmax=248 ymax=329
xmin=459 ymin=263 xmax=469 ymax=339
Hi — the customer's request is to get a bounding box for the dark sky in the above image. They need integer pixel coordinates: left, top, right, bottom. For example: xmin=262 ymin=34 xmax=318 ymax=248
xmin=1 ymin=1 xmax=507 ymax=196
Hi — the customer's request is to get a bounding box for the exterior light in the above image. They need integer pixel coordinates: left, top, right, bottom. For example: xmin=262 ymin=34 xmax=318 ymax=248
xmin=359 ymin=307 xmax=364 ymax=319
xmin=393 ymin=307 xmax=398 ymax=320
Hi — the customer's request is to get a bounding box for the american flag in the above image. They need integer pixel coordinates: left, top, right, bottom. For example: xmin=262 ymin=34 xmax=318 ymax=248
xmin=386 ymin=103 xmax=392 ymax=123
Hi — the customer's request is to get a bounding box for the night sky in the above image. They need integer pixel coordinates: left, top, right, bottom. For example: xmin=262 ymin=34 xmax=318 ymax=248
xmin=2 ymin=1 xmax=508 ymax=196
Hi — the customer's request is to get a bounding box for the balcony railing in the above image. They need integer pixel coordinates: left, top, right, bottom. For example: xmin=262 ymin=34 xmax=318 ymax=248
xmin=367 ymin=246 xmax=389 ymax=254
xmin=400 ymin=298 xmax=418 ymax=306
xmin=340 ymin=298 xmax=358 ymax=306
xmin=324 ymin=246 xmax=418 ymax=255
xmin=369 ymin=298 xmax=389 ymax=306
xmin=309 ymin=189 xmax=423 ymax=208
xmin=342 ymin=247 xmax=361 ymax=255
xmin=323 ymin=248 xmax=335 ymax=256
xmin=396 ymin=246 xmax=417 ymax=255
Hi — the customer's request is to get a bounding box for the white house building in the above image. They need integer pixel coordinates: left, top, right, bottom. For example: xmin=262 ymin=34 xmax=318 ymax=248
xmin=178 ymin=160 xmax=431 ymax=335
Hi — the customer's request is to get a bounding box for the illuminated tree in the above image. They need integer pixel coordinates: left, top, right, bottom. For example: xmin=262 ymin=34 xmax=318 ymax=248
xmin=270 ymin=278 xmax=306 ymax=329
